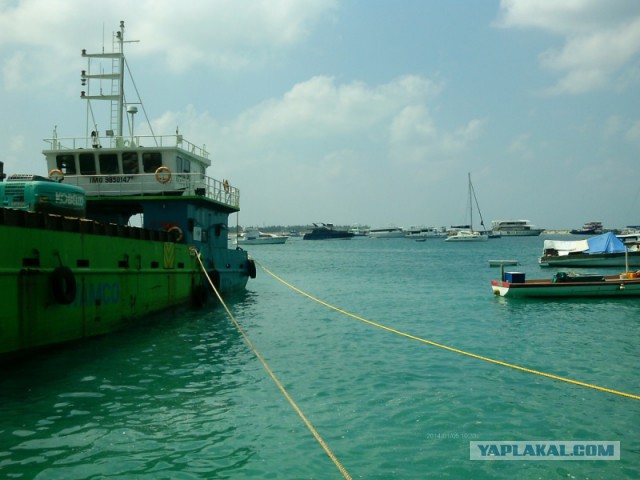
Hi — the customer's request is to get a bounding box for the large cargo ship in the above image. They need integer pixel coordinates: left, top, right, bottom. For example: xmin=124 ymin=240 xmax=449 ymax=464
xmin=0 ymin=22 xmax=255 ymax=358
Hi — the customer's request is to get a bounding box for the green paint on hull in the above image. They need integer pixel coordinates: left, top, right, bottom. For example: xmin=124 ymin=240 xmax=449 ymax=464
xmin=0 ymin=224 xmax=249 ymax=356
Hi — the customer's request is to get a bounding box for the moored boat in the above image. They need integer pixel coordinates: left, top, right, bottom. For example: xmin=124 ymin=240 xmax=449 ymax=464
xmin=538 ymin=232 xmax=640 ymax=268
xmin=406 ymin=226 xmax=447 ymax=239
xmin=368 ymin=226 xmax=406 ymax=238
xmin=491 ymin=219 xmax=543 ymax=236
xmin=491 ymin=270 xmax=640 ymax=298
xmin=570 ymin=221 xmax=604 ymax=235
xmin=445 ymin=229 xmax=488 ymax=242
xmin=303 ymin=223 xmax=354 ymax=240
xmin=237 ymin=229 xmax=288 ymax=245
xmin=0 ymin=22 xmax=255 ymax=358
xmin=445 ymin=173 xmax=490 ymax=242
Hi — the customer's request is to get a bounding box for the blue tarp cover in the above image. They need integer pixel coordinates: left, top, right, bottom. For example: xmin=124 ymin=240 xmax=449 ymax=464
xmin=584 ymin=232 xmax=625 ymax=254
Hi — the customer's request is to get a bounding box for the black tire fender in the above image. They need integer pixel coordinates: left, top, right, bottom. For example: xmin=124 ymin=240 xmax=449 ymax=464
xmin=51 ymin=266 xmax=76 ymax=304
xmin=247 ymin=259 xmax=257 ymax=279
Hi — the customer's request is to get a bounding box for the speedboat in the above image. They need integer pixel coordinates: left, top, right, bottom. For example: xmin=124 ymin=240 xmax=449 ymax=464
xmin=237 ymin=229 xmax=288 ymax=245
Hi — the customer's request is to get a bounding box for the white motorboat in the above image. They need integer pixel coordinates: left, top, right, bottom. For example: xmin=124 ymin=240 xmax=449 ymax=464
xmin=491 ymin=220 xmax=544 ymax=236
xmin=238 ymin=229 xmax=288 ymax=245
xmin=368 ymin=227 xmax=406 ymax=238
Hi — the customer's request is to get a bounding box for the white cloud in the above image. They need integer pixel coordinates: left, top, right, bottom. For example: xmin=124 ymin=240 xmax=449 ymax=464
xmin=227 ymin=75 xmax=442 ymax=141
xmin=497 ymin=0 xmax=640 ymax=95
xmin=0 ymin=0 xmax=339 ymax=87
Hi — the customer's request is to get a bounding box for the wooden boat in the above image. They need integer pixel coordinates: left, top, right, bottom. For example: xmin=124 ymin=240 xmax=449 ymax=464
xmin=491 ymin=270 xmax=640 ymax=298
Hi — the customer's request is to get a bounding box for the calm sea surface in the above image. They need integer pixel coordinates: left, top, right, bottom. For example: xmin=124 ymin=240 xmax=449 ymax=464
xmin=1 ymin=235 xmax=639 ymax=479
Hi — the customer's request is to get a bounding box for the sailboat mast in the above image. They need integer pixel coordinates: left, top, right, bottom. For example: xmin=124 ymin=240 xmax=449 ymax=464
xmin=468 ymin=172 xmax=473 ymax=232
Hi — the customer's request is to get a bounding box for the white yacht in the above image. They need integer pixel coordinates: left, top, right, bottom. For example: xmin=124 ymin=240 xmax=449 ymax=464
xmin=491 ymin=220 xmax=544 ymax=236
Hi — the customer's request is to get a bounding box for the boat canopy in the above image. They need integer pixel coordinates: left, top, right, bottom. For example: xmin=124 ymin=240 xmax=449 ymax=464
xmin=543 ymin=232 xmax=625 ymax=256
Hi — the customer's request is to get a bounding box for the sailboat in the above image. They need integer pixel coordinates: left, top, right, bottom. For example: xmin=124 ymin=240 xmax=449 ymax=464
xmin=445 ymin=173 xmax=490 ymax=242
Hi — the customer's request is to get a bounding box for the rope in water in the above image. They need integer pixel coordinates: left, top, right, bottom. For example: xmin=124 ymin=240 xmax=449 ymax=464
xmin=195 ymin=253 xmax=352 ymax=480
xmin=256 ymin=260 xmax=639 ymax=401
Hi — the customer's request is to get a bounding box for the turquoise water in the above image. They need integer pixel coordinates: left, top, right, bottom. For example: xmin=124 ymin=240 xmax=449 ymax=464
xmin=1 ymin=236 xmax=639 ymax=479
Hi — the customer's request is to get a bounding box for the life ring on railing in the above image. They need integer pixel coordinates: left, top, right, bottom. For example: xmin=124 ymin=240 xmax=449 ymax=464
xmin=48 ymin=169 xmax=64 ymax=182
xmin=167 ymin=225 xmax=184 ymax=242
xmin=223 ymin=179 xmax=230 ymax=193
xmin=155 ymin=166 xmax=172 ymax=184
xmin=50 ymin=266 xmax=76 ymax=304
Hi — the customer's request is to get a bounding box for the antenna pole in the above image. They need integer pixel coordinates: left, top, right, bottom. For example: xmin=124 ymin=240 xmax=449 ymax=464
xmin=117 ymin=20 xmax=125 ymax=138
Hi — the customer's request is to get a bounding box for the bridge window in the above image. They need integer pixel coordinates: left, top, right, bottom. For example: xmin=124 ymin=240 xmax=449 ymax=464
xmin=122 ymin=151 xmax=139 ymax=174
xmin=99 ymin=153 xmax=119 ymax=174
xmin=79 ymin=153 xmax=96 ymax=175
xmin=56 ymin=155 xmax=76 ymax=175
xmin=142 ymin=152 xmax=162 ymax=173
xmin=177 ymin=156 xmax=191 ymax=173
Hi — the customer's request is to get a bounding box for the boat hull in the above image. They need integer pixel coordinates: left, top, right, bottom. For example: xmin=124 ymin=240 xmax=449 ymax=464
xmin=492 ymin=229 xmax=543 ymax=236
xmin=303 ymin=232 xmax=353 ymax=240
xmin=238 ymin=237 xmax=287 ymax=245
xmin=491 ymin=275 xmax=640 ymax=298
xmin=368 ymin=230 xmax=406 ymax=239
xmin=0 ymin=219 xmax=250 ymax=357
xmin=445 ymin=231 xmax=488 ymax=242
xmin=539 ymin=251 xmax=640 ymax=268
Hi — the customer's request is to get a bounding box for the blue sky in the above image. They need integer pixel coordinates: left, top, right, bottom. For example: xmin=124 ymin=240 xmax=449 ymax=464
xmin=1 ymin=0 xmax=639 ymax=229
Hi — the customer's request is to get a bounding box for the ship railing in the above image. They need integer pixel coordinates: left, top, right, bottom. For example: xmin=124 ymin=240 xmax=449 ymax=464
xmin=43 ymin=133 xmax=209 ymax=159
xmin=58 ymin=172 xmax=239 ymax=209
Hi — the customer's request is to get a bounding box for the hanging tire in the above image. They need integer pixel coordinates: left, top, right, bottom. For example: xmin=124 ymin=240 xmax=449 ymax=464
xmin=50 ymin=266 xmax=76 ymax=305
xmin=192 ymin=283 xmax=208 ymax=308
xmin=247 ymin=259 xmax=257 ymax=279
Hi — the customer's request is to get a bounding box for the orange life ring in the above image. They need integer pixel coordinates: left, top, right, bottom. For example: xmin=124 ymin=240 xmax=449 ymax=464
xmin=167 ymin=225 xmax=184 ymax=242
xmin=155 ymin=166 xmax=172 ymax=184
xmin=48 ymin=169 xmax=64 ymax=182
xmin=223 ymin=179 xmax=230 ymax=193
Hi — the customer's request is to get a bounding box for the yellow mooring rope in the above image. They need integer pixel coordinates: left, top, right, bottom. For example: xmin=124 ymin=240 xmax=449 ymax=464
xmin=195 ymin=253 xmax=352 ymax=480
xmin=256 ymin=260 xmax=640 ymax=402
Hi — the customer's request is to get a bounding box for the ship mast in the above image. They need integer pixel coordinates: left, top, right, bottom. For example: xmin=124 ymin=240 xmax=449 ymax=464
xmin=80 ymin=21 xmax=129 ymax=142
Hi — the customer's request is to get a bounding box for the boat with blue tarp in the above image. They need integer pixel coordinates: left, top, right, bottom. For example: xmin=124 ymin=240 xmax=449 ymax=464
xmin=539 ymin=232 xmax=640 ymax=267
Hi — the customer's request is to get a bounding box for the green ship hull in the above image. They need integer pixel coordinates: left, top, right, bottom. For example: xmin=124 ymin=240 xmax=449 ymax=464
xmin=1 ymin=22 xmax=256 ymax=358
xmin=0 ymin=211 xmax=250 ymax=357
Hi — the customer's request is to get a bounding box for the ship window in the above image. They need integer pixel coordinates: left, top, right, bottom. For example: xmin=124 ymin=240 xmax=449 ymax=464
xmin=177 ymin=156 xmax=191 ymax=173
xmin=122 ymin=151 xmax=139 ymax=174
xmin=56 ymin=155 xmax=76 ymax=175
xmin=142 ymin=152 xmax=162 ymax=173
xmin=99 ymin=154 xmax=119 ymax=174
xmin=79 ymin=153 xmax=97 ymax=175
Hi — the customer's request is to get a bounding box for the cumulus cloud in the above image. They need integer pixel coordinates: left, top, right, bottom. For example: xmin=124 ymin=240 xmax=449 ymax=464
xmin=0 ymin=0 xmax=338 ymax=88
xmin=497 ymin=0 xmax=640 ymax=95
xmin=229 ymin=75 xmax=442 ymax=141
